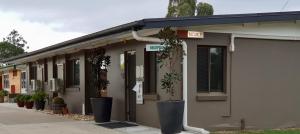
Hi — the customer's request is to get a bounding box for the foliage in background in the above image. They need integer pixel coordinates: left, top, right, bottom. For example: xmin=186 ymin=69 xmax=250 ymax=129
xmin=178 ymin=0 xmax=196 ymax=17
xmin=167 ymin=0 xmax=213 ymax=17
xmin=52 ymin=97 xmax=65 ymax=104
xmin=88 ymin=48 xmax=111 ymax=97
xmin=157 ymin=27 xmax=184 ymax=98
xmin=0 ymin=90 xmax=9 ymax=97
xmin=31 ymin=90 xmax=47 ymax=102
xmin=0 ymin=30 xmax=28 ymax=60
xmin=23 ymin=95 xmax=33 ymax=102
xmin=15 ymin=94 xmax=25 ymax=102
xmin=196 ymin=2 xmax=214 ymax=16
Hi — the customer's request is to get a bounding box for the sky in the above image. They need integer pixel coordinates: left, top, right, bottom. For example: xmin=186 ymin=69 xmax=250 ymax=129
xmin=0 ymin=0 xmax=299 ymax=52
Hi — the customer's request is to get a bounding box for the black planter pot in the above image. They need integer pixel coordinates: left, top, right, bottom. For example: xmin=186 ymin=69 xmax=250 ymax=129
xmin=90 ymin=97 xmax=113 ymax=123
xmin=157 ymin=100 xmax=184 ymax=134
xmin=35 ymin=101 xmax=46 ymax=110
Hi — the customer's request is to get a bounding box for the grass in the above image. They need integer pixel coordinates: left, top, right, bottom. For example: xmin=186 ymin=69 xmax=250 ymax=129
xmin=212 ymin=129 xmax=300 ymax=134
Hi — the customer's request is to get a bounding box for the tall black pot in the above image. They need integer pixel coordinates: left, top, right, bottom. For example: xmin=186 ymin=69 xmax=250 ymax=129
xmin=90 ymin=97 xmax=113 ymax=123
xmin=35 ymin=101 xmax=46 ymax=110
xmin=157 ymin=100 xmax=184 ymax=134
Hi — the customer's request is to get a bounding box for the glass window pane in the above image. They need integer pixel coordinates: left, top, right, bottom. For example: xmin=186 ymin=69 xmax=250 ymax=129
xmin=144 ymin=50 xmax=157 ymax=94
xmin=210 ymin=47 xmax=224 ymax=92
xmin=197 ymin=47 xmax=209 ymax=92
xmin=74 ymin=59 xmax=80 ymax=85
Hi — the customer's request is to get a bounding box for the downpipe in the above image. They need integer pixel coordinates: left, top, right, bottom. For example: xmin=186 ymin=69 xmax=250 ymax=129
xmin=132 ymin=30 xmax=209 ymax=134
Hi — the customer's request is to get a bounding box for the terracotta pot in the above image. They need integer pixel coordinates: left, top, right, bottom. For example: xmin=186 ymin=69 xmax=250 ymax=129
xmin=17 ymin=101 xmax=25 ymax=107
xmin=25 ymin=101 xmax=34 ymax=109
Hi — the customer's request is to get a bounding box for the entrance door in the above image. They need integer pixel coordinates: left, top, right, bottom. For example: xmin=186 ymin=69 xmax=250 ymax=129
xmin=125 ymin=51 xmax=136 ymax=122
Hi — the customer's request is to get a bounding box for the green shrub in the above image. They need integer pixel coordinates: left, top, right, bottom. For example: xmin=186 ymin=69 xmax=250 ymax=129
xmin=32 ymin=90 xmax=47 ymax=102
xmin=0 ymin=90 xmax=9 ymax=97
xmin=23 ymin=95 xmax=32 ymax=102
xmin=52 ymin=97 xmax=65 ymax=105
xmin=15 ymin=94 xmax=24 ymax=102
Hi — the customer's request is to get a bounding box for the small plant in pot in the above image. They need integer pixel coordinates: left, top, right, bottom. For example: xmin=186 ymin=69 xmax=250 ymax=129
xmin=24 ymin=95 xmax=34 ymax=109
xmin=157 ymin=27 xmax=185 ymax=134
xmin=32 ymin=90 xmax=47 ymax=110
xmin=15 ymin=94 xmax=25 ymax=107
xmin=88 ymin=48 xmax=112 ymax=123
xmin=52 ymin=97 xmax=66 ymax=114
xmin=0 ymin=90 xmax=9 ymax=103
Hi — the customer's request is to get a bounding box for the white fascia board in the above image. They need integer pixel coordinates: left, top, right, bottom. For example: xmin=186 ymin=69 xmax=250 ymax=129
xmin=9 ymin=29 xmax=161 ymax=65
xmin=190 ymin=21 xmax=300 ymax=39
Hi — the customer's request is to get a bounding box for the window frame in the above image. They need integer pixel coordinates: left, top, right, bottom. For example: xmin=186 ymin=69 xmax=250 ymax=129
xmin=44 ymin=59 xmax=48 ymax=82
xmin=21 ymin=71 xmax=26 ymax=89
xmin=3 ymin=74 xmax=9 ymax=89
xmin=53 ymin=57 xmax=58 ymax=79
xmin=143 ymin=49 xmax=158 ymax=95
xmin=29 ymin=64 xmax=37 ymax=80
xmin=66 ymin=58 xmax=80 ymax=87
xmin=197 ymin=45 xmax=227 ymax=93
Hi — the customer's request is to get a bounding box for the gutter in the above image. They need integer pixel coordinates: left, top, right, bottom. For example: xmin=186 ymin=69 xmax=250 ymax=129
xmin=132 ymin=30 xmax=209 ymax=134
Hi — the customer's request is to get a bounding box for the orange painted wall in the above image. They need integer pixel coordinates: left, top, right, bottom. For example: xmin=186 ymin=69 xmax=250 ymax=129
xmin=8 ymin=70 xmax=21 ymax=94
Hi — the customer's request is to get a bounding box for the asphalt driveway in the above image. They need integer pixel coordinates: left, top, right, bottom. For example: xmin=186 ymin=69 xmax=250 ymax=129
xmin=0 ymin=103 xmax=122 ymax=134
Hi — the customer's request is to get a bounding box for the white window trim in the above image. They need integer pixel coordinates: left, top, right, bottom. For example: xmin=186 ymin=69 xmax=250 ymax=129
xmin=21 ymin=71 xmax=27 ymax=90
xmin=3 ymin=73 xmax=9 ymax=90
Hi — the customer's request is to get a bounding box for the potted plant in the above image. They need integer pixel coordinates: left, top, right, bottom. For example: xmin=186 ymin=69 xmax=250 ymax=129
xmin=52 ymin=97 xmax=66 ymax=114
xmin=32 ymin=90 xmax=47 ymax=110
xmin=0 ymin=90 xmax=9 ymax=103
xmin=24 ymin=95 xmax=34 ymax=109
xmin=156 ymin=27 xmax=185 ymax=134
xmin=15 ymin=94 xmax=25 ymax=107
xmin=88 ymin=48 xmax=112 ymax=123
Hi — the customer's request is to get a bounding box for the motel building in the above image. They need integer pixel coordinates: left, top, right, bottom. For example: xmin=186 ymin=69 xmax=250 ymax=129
xmin=1 ymin=11 xmax=300 ymax=131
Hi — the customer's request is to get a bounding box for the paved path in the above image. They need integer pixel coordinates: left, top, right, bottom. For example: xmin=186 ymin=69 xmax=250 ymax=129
xmin=0 ymin=103 xmax=196 ymax=134
xmin=0 ymin=103 xmax=122 ymax=134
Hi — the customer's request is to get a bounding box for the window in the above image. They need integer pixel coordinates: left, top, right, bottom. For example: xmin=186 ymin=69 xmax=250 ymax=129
xmin=53 ymin=57 xmax=57 ymax=78
xmin=3 ymin=74 xmax=9 ymax=89
xmin=44 ymin=59 xmax=48 ymax=82
xmin=21 ymin=72 xmax=26 ymax=89
xmin=67 ymin=59 xmax=80 ymax=87
xmin=30 ymin=64 xmax=37 ymax=80
xmin=143 ymin=50 xmax=157 ymax=94
xmin=13 ymin=70 xmax=17 ymax=77
xmin=197 ymin=46 xmax=225 ymax=92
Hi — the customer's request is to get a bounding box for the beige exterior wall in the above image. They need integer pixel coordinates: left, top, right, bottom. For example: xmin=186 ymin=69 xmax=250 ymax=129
xmin=26 ymin=52 xmax=86 ymax=114
xmin=104 ymin=40 xmax=182 ymax=128
xmin=186 ymin=34 xmax=300 ymax=130
xmin=8 ymin=30 xmax=300 ymax=130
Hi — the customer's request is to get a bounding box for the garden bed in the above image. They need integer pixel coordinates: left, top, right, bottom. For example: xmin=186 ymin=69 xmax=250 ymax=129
xmin=40 ymin=110 xmax=94 ymax=121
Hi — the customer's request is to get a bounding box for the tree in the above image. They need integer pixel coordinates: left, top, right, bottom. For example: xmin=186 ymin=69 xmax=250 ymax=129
xmin=157 ymin=27 xmax=184 ymax=98
xmin=0 ymin=30 xmax=28 ymax=60
xmin=3 ymin=30 xmax=27 ymax=48
xmin=196 ymin=2 xmax=214 ymax=16
xmin=166 ymin=0 xmax=213 ymax=17
xmin=0 ymin=42 xmax=25 ymax=60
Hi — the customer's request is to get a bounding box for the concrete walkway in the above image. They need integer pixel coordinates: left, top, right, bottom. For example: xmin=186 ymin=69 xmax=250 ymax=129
xmin=0 ymin=103 xmax=122 ymax=134
xmin=0 ymin=103 xmax=196 ymax=134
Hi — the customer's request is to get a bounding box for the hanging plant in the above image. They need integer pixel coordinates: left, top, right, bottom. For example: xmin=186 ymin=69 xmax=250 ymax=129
xmin=88 ymin=48 xmax=111 ymax=97
xmin=157 ymin=27 xmax=185 ymax=98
